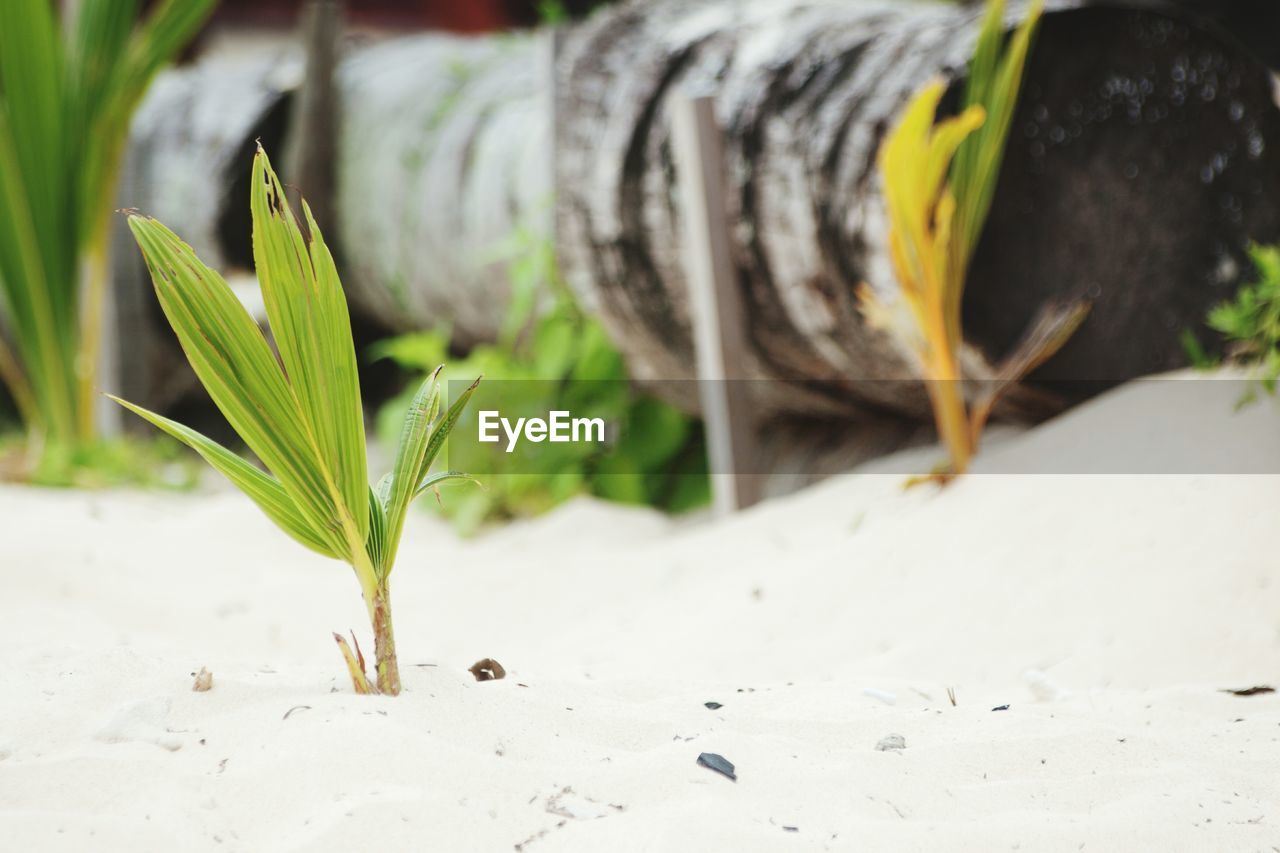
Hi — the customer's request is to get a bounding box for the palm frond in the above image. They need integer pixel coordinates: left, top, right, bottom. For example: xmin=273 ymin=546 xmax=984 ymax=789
xmin=127 ymin=212 xmax=351 ymax=558
xmin=0 ymin=0 xmax=210 ymax=464
xmin=951 ymin=0 xmax=1044 ymax=274
xmin=109 ymin=394 xmax=339 ymax=557
xmin=0 ymin=0 xmax=76 ymax=444
xmin=250 ymin=146 xmax=369 ymax=543
xmin=421 ymin=376 xmax=482 ymax=483
xmin=379 ymin=368 xmax=444 ymax=575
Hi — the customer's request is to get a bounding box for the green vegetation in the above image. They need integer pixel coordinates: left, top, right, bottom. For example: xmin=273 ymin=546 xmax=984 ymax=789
xmin=0 ymin=0 xmax=213 ymax=482
xmin=375 ymin=229 xmax=708 ymax=535
xmin=861 ymin=0 xmax=1084 ymax=481
xmin=114 ymin=148 xmax=478 ymax=696
xmin=0 ymin=431 xmax=198 ymax=489
xmin=1188 ymin=244 xmax=1280 ymax=406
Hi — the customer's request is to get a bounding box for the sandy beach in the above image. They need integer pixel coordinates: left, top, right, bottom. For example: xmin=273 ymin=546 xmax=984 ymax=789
xmin=2 ymin=377 xmax=1279 ymax=851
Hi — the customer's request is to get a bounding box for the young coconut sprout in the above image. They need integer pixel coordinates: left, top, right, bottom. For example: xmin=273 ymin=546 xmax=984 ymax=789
xmin=861 ymin=0 xmax=1087 ymax=482
xmin=110 ymin=146 xmax=479 ymax=695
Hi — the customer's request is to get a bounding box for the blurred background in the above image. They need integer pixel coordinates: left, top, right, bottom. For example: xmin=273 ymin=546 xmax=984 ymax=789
xmin=1 ymin=0 xmax=1278 ymax=529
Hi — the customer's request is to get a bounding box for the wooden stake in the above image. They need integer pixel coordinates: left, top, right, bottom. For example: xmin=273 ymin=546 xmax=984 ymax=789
xmin=671 ymin=95 xmax=761 ymax=515
xmin=284 ymin=0 xmax=342 ymax=240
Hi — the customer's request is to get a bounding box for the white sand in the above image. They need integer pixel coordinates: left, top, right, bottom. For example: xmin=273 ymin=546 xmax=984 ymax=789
xmin=2 ymin=377 xmax=1279 ymax=851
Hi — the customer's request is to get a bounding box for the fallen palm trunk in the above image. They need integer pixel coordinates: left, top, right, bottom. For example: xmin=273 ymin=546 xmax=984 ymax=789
xmin=116 ymin=0 xmax=1280 ymax=426
xmin=555 ymin=0 xmax=1280 ymax=418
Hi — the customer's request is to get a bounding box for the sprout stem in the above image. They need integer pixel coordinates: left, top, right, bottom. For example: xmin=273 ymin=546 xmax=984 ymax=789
xmin=369 ymin=582 xmax=401 ymax=696
xmin=925 ymin=355 xmax=972 ymax=477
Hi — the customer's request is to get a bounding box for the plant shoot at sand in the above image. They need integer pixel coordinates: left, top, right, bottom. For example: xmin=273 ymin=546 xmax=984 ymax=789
xmin=113 ymin=147 xmax=478 ymax=695
xmin=861 ymin=0 xmax=1086 ymax=480
xmin=0 ymin=0 xmax=213 ymax=479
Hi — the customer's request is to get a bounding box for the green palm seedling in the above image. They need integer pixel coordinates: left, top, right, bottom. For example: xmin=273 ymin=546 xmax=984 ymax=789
xmin=111 ymin=147 xmax=479 ymax=695
xmin=861 ymin=0 xmax=1087 ymax=482
xmin=0 ymin=0 xmax=213 ymax=479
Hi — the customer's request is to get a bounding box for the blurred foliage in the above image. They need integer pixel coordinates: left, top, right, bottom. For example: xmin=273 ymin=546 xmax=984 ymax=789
xmin=0 ymin=432 xmax=199 ymax=490
xmin=1188 ymin=244 xmax=1280 ymax=407
xmin=0 ymin=0 xmax=213 ymax=482
xmin=373 ymin=228 xmax=709 ymax=534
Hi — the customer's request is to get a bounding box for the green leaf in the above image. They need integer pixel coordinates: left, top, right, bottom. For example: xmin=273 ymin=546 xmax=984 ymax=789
xmin=0 ymin=0 xmax=209 ymax=458
xmin=250 ymin=146 xmax=368 ymax=542
xmin=126 ymin=213 xmax=351 ymax=559
xmin=120 ymin=0 xmax=216 ymax=95
xmin=421 ymin=375 xmax=482 ymax=480
xmin=951 ymin=0 xmax=1043 ymax=275
xmin=379 ymin=370 xmax=481 ymax=563
xmin=0 ymin=0 xmax=66 ymax=264
xmin=107 ymin=395 xmax=338 ymax=558
xmin=365 ymin=486 xmax=389 ymax=570
xmin=0 ymin=106 xmax=75 ymax=439
xmin=72 ymin=0 xmax=215 ymax=246
xmin=380 ymin=368 xmax=444 ymax=576
xmin=0 ymin=0 xmax=78 ymax=443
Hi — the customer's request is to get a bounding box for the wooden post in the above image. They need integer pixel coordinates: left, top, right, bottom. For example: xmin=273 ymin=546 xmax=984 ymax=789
xmin=284 ymin=0 xmax=342 ymax=241
xmin=671 ymin=95 xmax=761 ymax=515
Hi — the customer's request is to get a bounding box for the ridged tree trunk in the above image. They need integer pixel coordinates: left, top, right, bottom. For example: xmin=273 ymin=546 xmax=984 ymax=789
xmin=115 ymin=0 xmax=1280 ymax=426
xmin=554 ymin=0 xmax=1280 ymax=417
